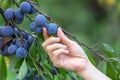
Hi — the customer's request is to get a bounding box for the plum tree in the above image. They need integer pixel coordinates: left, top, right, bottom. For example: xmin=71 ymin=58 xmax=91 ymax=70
xmin=0 ymin=1 xmax=116 ymax=80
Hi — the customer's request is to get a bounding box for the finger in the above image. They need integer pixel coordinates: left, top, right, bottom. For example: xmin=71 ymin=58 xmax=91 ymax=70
xmin=46 ymin=43 xmax=67 ymax=53
xmin=52 ymin=49 xmax=69 ymax=58
xmin=43 ymin=27 xmax=49 ymax=40
xmin=57 ymin=27 xmax=71 ymax=45
xmin=42 ymin=37 xmax=60 ymax=48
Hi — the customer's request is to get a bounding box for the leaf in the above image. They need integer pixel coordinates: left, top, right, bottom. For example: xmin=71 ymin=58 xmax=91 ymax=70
xmin=103 ymin=43 xmax=115 ymax=57
xmin=29 ymin=41 xmax=38 ymax=54
xmin=1 ymin=0 xmax=12 ymax=9
xmin=17 ymin=59 xmax=28 ymax=80
xmin=13 ymin=0 xmax=21 ymax=3
xmin=6 ymin=68 xmax=17 ymax=80
xmin=106 ymin=63 xmax=117 ymax=80
xmin=0 ymin=55 xmax=7 ymax=80
xmin=103 ymin=43 xmax=114 ymax=53
xmin=98 ymin=61 xmax=107 ymax=74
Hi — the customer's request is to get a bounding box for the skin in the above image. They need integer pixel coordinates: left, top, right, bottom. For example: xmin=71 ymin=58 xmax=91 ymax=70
xmin=42 ymin=27 xmax=111 ymax=80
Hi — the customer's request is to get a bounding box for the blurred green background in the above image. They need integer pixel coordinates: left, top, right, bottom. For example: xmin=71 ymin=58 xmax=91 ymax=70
xmin=38 ymin=0 xmax=120 ymax=58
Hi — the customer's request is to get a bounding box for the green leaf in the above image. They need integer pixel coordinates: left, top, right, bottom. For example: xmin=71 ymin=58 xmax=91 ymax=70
xmin=1 ymin=0 xmax=12 ymax=9
xmin=9 ymin=55 xmax=20 ymax=70
xmin=17 ymin=59 xmax=28 ymax=80
xmin=6 ymin=68 xmax=17 ymax=80
xmin=0 ymin=55 xmax=7 ymax=80
xmin=103 ymin=43 xmax=114 ymax=53
xmin=103 ymin=43 xmax=115 ymax=57
xmin=106 ymin=63 xmax=117 ymax=80
xmin=13 ymin=0 xmax=21 ymax=3
xmin=29 ymin=41 xmax=38 ymax=56
xmin=98 ymin=61 xmax=107 ymax=74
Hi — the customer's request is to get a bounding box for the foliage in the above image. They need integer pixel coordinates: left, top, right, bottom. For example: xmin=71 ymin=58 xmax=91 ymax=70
xmin=0 ymin=0 xmax=120 ymax=80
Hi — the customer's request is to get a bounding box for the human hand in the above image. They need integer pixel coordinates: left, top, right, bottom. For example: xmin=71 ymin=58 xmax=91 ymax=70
xmin=42 ymin=27 xmax=111 ymax=80
xmin=42 ymin=27 xmax=89 ymax=73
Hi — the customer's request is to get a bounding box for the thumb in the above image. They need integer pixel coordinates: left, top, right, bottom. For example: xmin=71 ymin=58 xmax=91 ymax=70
xmin=57 ymin=27 xmax=70 ymax=45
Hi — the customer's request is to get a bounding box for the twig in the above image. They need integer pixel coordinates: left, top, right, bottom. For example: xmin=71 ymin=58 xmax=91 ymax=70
xmin=26 ymin=0 xmax=54 ymax=23
xmin=0 ymin=6 xmax=9 ymax=25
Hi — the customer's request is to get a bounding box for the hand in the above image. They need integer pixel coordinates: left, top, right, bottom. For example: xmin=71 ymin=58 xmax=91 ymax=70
xmin=42 ymin=27 xmax=111 ymax=80
xmin=42 ymin=27 xmax=89 ymax=72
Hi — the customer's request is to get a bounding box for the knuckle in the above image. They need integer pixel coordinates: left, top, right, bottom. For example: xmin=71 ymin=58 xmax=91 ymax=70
xmin=46 ymin=46 xmax=50 ymax=50
xmin=42 ymin=43 xmax=45 ymax=48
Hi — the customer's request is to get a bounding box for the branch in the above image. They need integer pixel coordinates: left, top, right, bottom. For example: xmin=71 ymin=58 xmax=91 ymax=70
xmin=26 ymin=0 xmax=54 ymax=23
xmin=0 ymin=6 xmax=9 ymax=25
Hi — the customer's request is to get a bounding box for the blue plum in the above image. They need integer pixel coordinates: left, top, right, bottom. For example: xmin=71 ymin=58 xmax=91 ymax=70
xmin=47 ymin=23 xmax=58 ymax=35
xmin=20 ymin=2 xmax=31 ymax=13
xmin=14 ymin=9 xmax=24 ymax=24
xmin=16 ymin=47 xmax=27 ymax=58
xmin=29 ymin=4 xmax=36 ymax=14
xmin=27 ymin=35 xmax=34 ymax=45
xmin=15 ymin=39 xmax=29 ymax=50
xmin=29 ymin=22 xmax=37 ymax=32
xmin=2 ymin=26 xmax=14 ymax=37
xmin=15 ymin=9 xmax=24 ymax=19
xmin=4 ymin=8 xmax=15 ymax=20
xmin=7 ymin=44 xmax=18 ymax=54
xmin=21 ymin=31 xmax=29 ymax=40
xmin=35 ymin=14 xmax=46 ymax=26
xmin=34 ymin=27 xmax=42 ymax=33
xmin=14 ymin=18 xmax=24 ymax=24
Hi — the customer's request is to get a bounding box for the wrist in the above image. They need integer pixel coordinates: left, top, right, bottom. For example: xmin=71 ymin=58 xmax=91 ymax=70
xmin=76 ymin=61 xmax=111 ymax=80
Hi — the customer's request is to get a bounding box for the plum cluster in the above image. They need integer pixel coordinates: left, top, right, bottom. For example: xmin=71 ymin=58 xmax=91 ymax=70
xmin=4 ymin=1 xmax=36 ymax=24
xmin=30 ymin=14 xmax=58 ymax=35
xmin=0 ymin=1 xmax=36 ymax=58
xmin=0 ymin=26 xmax=34 ymax=58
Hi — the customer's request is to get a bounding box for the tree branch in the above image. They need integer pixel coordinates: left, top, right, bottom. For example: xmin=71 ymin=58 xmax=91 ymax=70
xmin=0 ymin=6 xmax=9 ymax=25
